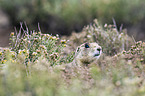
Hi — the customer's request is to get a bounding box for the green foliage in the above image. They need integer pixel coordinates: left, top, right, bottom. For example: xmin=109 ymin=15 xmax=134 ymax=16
xmin=85 ymin=19 xmax=134 ymax=55
xmin=0 ymin=24 xmax=67 ymax=66
xmin=67 ymin=19 xmax=133 ymax=56
xmin=0 ymin=0 xmax=145 ymax=34
xmin=122 ymin=41 xmax=145 ymax=66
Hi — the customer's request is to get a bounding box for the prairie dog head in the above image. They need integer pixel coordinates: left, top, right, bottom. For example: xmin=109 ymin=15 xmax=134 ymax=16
xmin=75 ymin=42 xmax=102 ymax=65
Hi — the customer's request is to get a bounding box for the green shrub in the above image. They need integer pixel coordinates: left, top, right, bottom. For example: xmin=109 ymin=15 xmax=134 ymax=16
xmin=0 ymin=0 xmax=145 ymax=35
xmin=66 ymin=19 xmax=133 ymax=56
xmin=0 ymin=24 xmax=67 ymax=66
xmin=122 ymin=41 xmax=145 ymax=69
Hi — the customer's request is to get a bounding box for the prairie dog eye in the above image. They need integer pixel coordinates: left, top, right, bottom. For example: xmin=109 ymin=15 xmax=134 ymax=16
xmin=85 ymin=43 xmax=89 ymax=48
xmin=97 ymin=48 xmax=101 ymax=51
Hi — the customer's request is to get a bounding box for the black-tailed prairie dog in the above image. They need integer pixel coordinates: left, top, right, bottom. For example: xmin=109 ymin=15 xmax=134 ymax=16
xmin=74 ymin=42 xmax=102 ymax=66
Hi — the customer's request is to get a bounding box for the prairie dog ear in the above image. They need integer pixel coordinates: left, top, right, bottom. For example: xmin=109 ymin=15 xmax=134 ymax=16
xmin=85 ymin=43 xmax=89 ymax=48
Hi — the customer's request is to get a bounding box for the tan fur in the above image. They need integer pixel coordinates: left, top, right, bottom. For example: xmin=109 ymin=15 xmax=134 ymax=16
xmin=74 ymin=42 xmax=102 ymax=66
xmin=64 ymin=42 xmax=102 ymax=73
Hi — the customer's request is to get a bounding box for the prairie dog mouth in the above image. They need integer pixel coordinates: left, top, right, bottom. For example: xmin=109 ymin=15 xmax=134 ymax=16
xmin=94 ymin=53 xmax=100 ymax=57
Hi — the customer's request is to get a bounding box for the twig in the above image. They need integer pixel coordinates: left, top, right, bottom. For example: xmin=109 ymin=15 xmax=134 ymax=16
xmin=112 ymin=17 xmax=119 ymax=34
xmin=132 ymin=36 xmax=136 ymax=44
xmin=119 ymin=24 xmax=123 ymax=32
xmin=38 ymin=23 xmax=41 ymax=32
